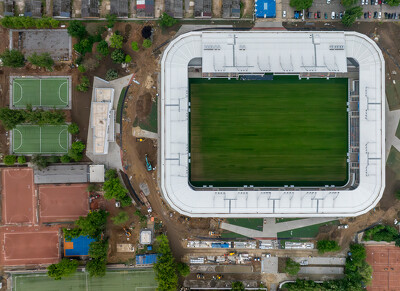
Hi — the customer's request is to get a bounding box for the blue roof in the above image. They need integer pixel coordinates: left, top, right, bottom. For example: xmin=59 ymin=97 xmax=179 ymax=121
xmin=136 ymin=254 xmax=159 ymax=265
xmin=64 ymin=236 xmax=96 ymax=256
xmin=255 ymin=0 xmax=276 ymax=18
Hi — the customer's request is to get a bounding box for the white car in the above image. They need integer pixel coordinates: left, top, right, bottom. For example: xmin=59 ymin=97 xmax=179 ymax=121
xmin=327 ymin=0 xmax=331 ymax=3
xmin=331 ymin=11 xmax=335 ymax=19
xmin=283 ymin=10 xmax=286 ymax=17
xmin=378 ymin=11 xmax=381 ymax=18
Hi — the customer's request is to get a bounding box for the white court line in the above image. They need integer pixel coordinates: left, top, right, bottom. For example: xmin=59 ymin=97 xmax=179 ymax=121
xmin=39 ymin=79 xmax=42 ymax=106
xmin=13 ymin=82 xmax=23 ymax=105
xmin=39 ymin=127 xmax=42 ymax=153
xmin=58 ymin=128 xmax=68 ymax=151
xmin=58 ymin=81 xmax=69 ymax=105
xmin=12 ymin=129 xmax=23 ymax=152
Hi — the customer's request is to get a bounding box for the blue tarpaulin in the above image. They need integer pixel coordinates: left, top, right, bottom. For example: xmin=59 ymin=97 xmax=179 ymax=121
xmin=255 ymin=0 xmax=276 ymax=18
xmin=136 ymin=254 xmax=159 ymax=265
xmin=64 ymin=236 xmax=96 ymax=256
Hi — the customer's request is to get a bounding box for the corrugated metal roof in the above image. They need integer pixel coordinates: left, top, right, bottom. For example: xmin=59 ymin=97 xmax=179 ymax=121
xmin=34 ymin=165 xmax=89 ymax=184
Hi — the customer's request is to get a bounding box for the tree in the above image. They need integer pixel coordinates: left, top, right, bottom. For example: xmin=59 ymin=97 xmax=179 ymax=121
xmin=141 ymin=26 xmax=152 ymax=39
xmin=68 ymin=123 xmax=80 ymax=135
xmin=110 ymin=34 xmax=124 ymax=49
xmin=63 ymin=228 xmax=83 ymax=241
xmin=67 ymin=20 xmax=87 ymax=38
xmin=0 ymin=108 xmax=25 ymax=129
xmin=75 ymin=210 xmax=108 ymax=238
xmin=153 ymin=235 xmax=179 ymax=291
xmin=31 ymin=154 xmax=48 ymax=170
xmin=143 ymin=39 xmax=152 ymax=48
xmin=68 ymin=141 xmax=85 ymax=161
xmin=76 ymin=75 xmax=90 ymax=92
xmin=231 ymin=281 xmax=245 ymax=291
xmin=289 ymin=0 xmax=313 ymax=10
xmin=0 ymin=49 xmax=25 ymax=68
xmin=27 ymin=52 xmax=54 ymax=70
xmin=106 ymin=14 xmax=117 ymax=28
xmin=125 ymin=54 xmax=132 ymax=63
xmin=364 ymin=225 xmax=399 ymax=242
xmin=47 ymin=259 xmax=78 ymax=280
xmin=177 ymin=262 xmax=190 ymax=277
xmin=111 ymin=211 xmax=129 ymax=225
xmin=131 ymin=41 xmax=139 ymax=51
xmin=74 ymin=38 xmax=93 ymax=55
xmin=105 ymin=69 xmax=118 ymax=81
xmin=4 ymin=155 xmax=16 ymax=165
xmin=396 ymin=190 xmax=400 ymax=200
xmin=158 ymin=13 xmax=178 ymax=28
xmin=17 ymin=156 xmax=26 ymax=164
xmin=317 ymin=240 xmax=341 ymax=254
xmin=103 ymin=169 xmax=131 ymax=206
xmin=342 ymin=6 xmax=363 ymax=27
xmin=89 ymin=240 xmax=108 ymax=260
xmin=97 ymin=40 xmax=110 ymax=56
xmin=86 ymin=259 xmax=106 ymax=277
xmin=111 ymin=49 xmax=126 ymax=64
xmin=342 ymin=0 xmax=358 ymax=6
xmin=284 ymin=258 xmax=300 ymax=276
xmin=60 ymin=155 xmax=71 ymax=163
xmin=386 ymin=0 xmax=400 ymax=5
xmin=0 ymin=17 xmax=59 ymax=29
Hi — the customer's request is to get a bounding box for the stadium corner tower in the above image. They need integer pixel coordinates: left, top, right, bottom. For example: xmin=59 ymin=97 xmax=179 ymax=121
xmin=160 ymin=31 xmax=385 ymax=218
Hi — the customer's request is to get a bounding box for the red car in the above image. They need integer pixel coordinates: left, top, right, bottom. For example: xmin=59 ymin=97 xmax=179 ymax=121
xmin=368 ymin=11 xmax=371 ymax=18
xmin=314 ymin=12 xmax=317 ymax=18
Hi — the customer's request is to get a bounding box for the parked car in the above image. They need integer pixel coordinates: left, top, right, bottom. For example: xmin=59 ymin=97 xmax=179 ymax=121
xmin=385 ymin=12 xmax=388 ymax=18
xmin=369 ymin=11 xmax=371 ymax=18
xmin=364 ymin=12 xmax=368 ymax=18
xmin=378 ymin=11 xmax=381 ymax=18
xmin=324 ymin=12 xmax=328 ymax=19
xmin=314 ymin=12 xmax=317 ymax=18
xmin=338 ymin=224 xmax=349 ymax=229
xmin=373 ymin=11 xmax=377 ymax=18
xmin=283 ymin=10 xmax=286 ymax=17
xmin=300 ymin=260 xmax=309 ymax=266
xmin=327 ymin=0 xmax=331 ymax=3
xmin=340 ymin=12 xmax=343 ymax=19
xmin=362 ymin=0 xmax=365 ymax=4
xmin=317 ymin=11 xmax=321 ymax=18
xmin=197 ymin=273 xmax=205 ymax=279
xmin=294 ymin=10 xmax=300 ymax=19
xmin=308 ymin=11 xmax=312 ymax=18
xmin=331 ymin=11 xmax=335 ymax=19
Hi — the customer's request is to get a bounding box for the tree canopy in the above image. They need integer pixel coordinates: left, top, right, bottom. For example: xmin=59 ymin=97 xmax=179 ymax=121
xmin=97 ymin=40 xmax=110 ymax=56
xmin=289 ymin=0 xmax=313 ymax=10
xmin=317 ymin=240 xmax=341 ymax=254
xmin=103 ymin=169 xmax=131 ymax=206
xmin=88 ymin=240 xmax=108 ymax=260
xmin=284 ymin=258 xmax=300 ymax=276
xmin=143 ymin=39 xmax=152 ymax=48
xmin=341 ymin=0 xmax=358 ymax=7
xmin=4 ymin=155 xmax=16 ymax=165
xmin=0 ymin=17 xmax=59 ymax=29
xmin=364 ymin=224 xmax=399 ymax=242
xmin=386 ymin=0 xmax=400 ymax=6
xmin=158 ymin=13 xmax=179 ymax=28
xmin=153 ymin=235 xmax=179 ymax=290
xmin=231 ymin=281 xmax=245 ymax=291
xmin=27 ymin=52 xmax=54 ymax=70
xmin=177 ymin=262 xmax=190 ymax=277
xmin=0 ymin=49 xmax=25 ymax=68
xmin=67 ymin=20 xmax=87 ymax=39
xmin=75 ymin=210 xmax=108 ymax=238
xmin=111 ymin=49 xmax=126 ymax=64
xmin=342 ymin=6 xmax=363 ymax=27
xmin=110 ymin=34 xmax=124 ymax=49
xmin=47 ymin=259 xmax=78 ymax=280
xmin=86 ymin=259 xmax=106 ymax=277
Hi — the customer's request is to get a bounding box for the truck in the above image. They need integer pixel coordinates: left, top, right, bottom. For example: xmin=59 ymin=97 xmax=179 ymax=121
xmin=139 ymin=191 xmax=152 ymax=213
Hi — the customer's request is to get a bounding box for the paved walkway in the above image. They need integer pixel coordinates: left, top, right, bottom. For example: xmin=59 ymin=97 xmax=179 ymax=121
xmin=385 ymin=98 xmax=400 ymax=160
xmin=220 ymin=218 xmax=336 ymax=238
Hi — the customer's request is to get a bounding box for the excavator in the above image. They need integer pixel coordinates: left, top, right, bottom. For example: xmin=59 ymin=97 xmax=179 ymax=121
xmin=145 ymin=154 xmax=152 ymax=171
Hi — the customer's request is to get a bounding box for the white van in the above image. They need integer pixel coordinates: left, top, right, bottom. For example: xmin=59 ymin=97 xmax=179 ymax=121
xmin=331 ymin=11 xmax=335 ymax=19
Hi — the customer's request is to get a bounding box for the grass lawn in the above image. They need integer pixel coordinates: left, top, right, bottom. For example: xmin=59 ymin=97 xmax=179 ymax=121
xmin=277 ymin=220 xmax=339 ymax=239
xmin=220 ymin=231 xmax=249 ymax=239
xmin=189 ymin=76 xmax=348 ymax=187
xmin=226 ymin=218 xmax=263 ymax=230
xmin=275 ymin=218 xmax=302 ymax=223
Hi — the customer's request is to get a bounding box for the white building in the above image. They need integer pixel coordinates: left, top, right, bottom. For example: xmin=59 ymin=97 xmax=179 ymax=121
xmin=91 ymin=88 xmax=115 ymax=155
xmin=160 ymin=31 xmax=385 ymax=218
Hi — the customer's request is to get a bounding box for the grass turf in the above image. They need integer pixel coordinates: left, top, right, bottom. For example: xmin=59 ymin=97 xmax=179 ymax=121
xmin=226 ymin=218 xmax=264 ymax=230
xmin=189 ymin=76 xmax=348 ymax=187
xmin=277 ymin=220 xmax=339 ymax=239
xmin=13 ymin=78 xmax=69 ymax=108
xmin=12 ymin=125 xmax=69 ymax=154
xmin=13 ymin=270 xmax=157 ymax=291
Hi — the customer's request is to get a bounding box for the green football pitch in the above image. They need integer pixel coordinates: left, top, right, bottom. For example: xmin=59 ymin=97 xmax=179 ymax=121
xmin=12 ymin=77 xmax=69 ymax=108
xmin=12 ymin=270 xmax=157 ymax=291
xmin=189 ymin=76 xmax=348 ymax=187
xmin=12 ymin=125 xmax=69 ymax=154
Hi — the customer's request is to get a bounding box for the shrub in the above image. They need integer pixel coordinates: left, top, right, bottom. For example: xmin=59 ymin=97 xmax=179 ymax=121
xmin=231 ymin=281 xmax=245 ymax=291
xmin=177 ymin=262 xmax=190 ymax=277
xmin=4 ymin=155 xmax=16 ymax=165
xmin=110 ymin=34 xmax=124 ymax=49
xmin=67 ymin=20 xmax=87 ymax=38
xmin=317 ymin=240 xmax=341 ymax=254
xmin=97 ymin=40 xmax=110 ymax=56
xmin=0 ymin=49 xmax=25 ymax=68
xmin=89 ymin=240 xmax=108 ymax=260
xmin=78 ymin=65 xmax=86 ymax=73
xmin=105 ymin=69 xmax=118 ymax=81
xmin=76 ymin=76 xmax=90 ymax=92
xmin=17 ymin=156 xmax=26 ymax=164
xmin=131 ymin=41 xmax=139 ymax=51
xmin=111 ymin=49 xmax=126 ymax=64
xmin=103 ymin=169 xmax=131 ymax=206
xmin=68 ymin=141 xmax=85 ymax=161
xmin=0 ymin=108 xmax=65 ymax=129
xmin=158 ymin=13 xmax=178 ymax=28
xmin=284 ymin=258 xmax=300 ymax=275
xmin=106 ymin=14 xmax=117 ymax=28
xmin=142 ymin=39 xmax=152 ymax=48
xmin=111 ymin=211 xmax=129 ymax=225
xmin=74 ymin=38 xmax=93 ymax=55
xmin=363 ymin=225 xmax=399 ymax=242
xmin=87 ymin=184 xmax=99 ymax=193
xmin=141 ymin=26 xmax=152 ymax=39
xmin=86 ymin=259 xmax=106 ymax=277
xmin=31 ymin=154 xmax=48 ymax=170
xmin=0 ymin=108 xmax=25 ymax=129
xmin=47 ymin=259 xmax=78 ymax=280
xmin=68 ymin=123 xmax=80 ymax=135
xmin=47 ymin=156 xmax=59 ymax=163
xmin=125 ymin=54 xmax=132 ymax=63
xmin=60 ymin=155 xmax=71 ymax=163
xmin=27 ymin=52 xmax=54 ymax=70
xmin=0 ymin=17 xmax=59 ymax=29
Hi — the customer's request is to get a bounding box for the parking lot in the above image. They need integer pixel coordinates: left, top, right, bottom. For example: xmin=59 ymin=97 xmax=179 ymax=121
xmin=281 ymin=0 xmax=400 ymax=20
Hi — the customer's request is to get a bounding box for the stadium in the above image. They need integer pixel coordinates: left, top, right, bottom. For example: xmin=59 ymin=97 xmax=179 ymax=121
xmin=160 ymin=31 xmax=385 ymax=217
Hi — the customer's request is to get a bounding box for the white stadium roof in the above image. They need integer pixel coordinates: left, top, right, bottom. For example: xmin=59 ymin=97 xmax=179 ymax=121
xmin=160 ymin=31 xmax=385 ymax=217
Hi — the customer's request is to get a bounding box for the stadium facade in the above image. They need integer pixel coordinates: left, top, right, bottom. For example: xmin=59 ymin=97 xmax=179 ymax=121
xmin=160 ymin=31 xmax=385 ymax=217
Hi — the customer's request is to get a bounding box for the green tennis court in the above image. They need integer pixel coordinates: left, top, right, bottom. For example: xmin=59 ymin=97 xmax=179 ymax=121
xmin=12 ymin=77 xmax=69 ymax=108
xmin=13 ymin=270 xmax=157 ymax=291
xmin=12 ymin=125 xmax=69 ymax=154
